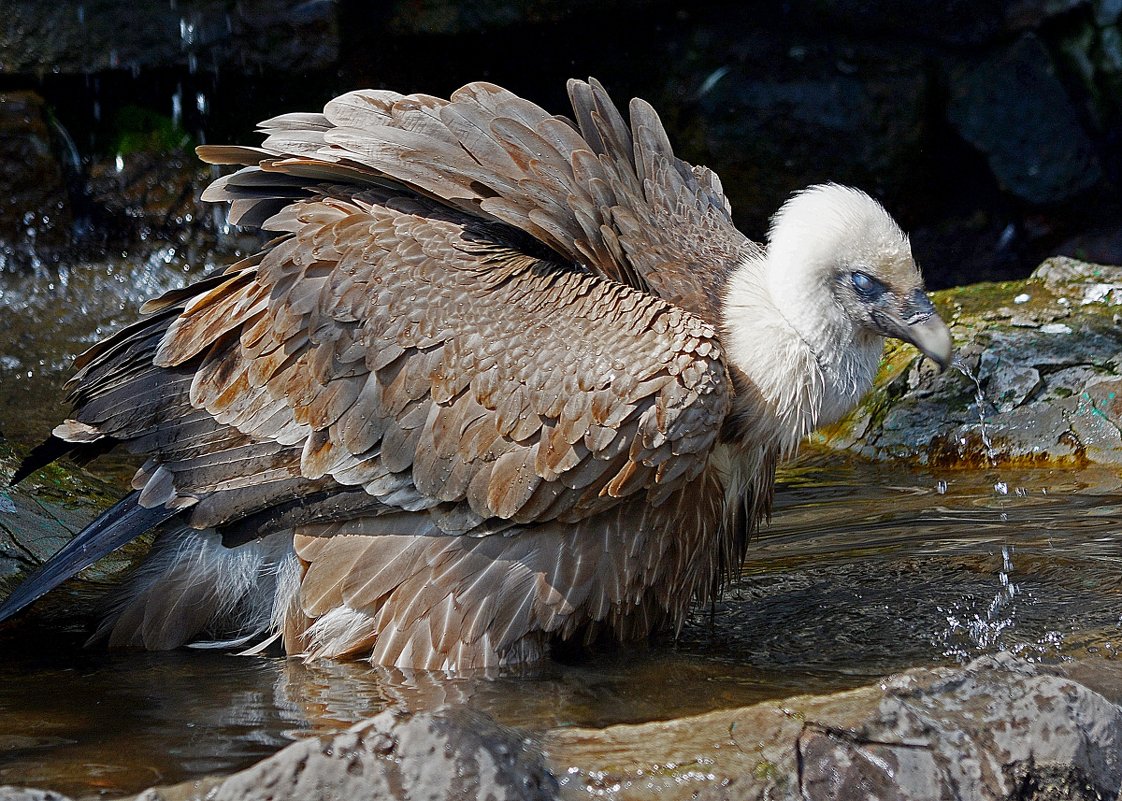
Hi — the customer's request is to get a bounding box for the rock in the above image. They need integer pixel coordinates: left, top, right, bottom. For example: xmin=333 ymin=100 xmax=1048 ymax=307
xmin=0 ymin=91 xmax=73 ymax=269
xmin=947 ymin=35 xmax=1103 ymax=205
xmin=0 ymin=790 xmax=73 ymax=801
xmin=546 ymin=654 xmax=1122 ymax=800
xmin=0 ymin=1 xmax=337 ymax=76
xmin=818 ymin=257 xmax=1122 ymax=467
xmin=83 ymin=149 xmax=252 ymax=262
xmin=695 ymin=65 xmax=928 ymax=225
xmin=136 ymin=707 xmax=559 ymax=801
xmin=7 ymin=656 xmax=1122 ymax=800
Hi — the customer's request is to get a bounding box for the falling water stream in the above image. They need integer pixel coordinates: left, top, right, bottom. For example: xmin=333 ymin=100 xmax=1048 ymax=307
xmin=2 ymin=264 xmax=1122 ymax=795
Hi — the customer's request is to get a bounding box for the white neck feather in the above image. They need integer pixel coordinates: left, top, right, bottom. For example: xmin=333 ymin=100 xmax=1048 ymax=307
xmin=721 ymin=249 xmax=883 ymax=455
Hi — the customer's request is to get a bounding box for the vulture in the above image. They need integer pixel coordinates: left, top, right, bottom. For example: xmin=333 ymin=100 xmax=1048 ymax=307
xmin=0 ymin=78 xmax=952 ymax=670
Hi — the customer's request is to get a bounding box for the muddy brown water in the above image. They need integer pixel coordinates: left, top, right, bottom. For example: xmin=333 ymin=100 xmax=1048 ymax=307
xmin=2 ymin=260 xmax=1122 ymax=797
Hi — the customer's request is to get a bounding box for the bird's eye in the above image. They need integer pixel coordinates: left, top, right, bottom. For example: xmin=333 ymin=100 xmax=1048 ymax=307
xmin=851 ymin=271 xmax=885 ymax=300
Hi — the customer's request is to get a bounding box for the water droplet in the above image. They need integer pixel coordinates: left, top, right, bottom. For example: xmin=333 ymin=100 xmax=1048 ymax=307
xmin=171 ymin=86 xmax=183 ymax=128
xmin=954 ymin=360 xmax=997 ymax=466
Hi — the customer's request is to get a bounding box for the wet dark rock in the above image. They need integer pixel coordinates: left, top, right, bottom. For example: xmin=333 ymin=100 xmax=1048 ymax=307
xmin=779 ymin=0 xmax=1084 ymax=46
xmin=947 ymin=35 xmax=1103 ymax=205
xmin=0 ymin=1 xmax=337 ymax=76
xmin=136 ymin=707 xmax=559 ymax=801
xmin=820 ymin=257 xmax=1122 ymax=467
xmin=0 ymin=92 xmax=73 ymax=269
xmin=83 ymin=149 xmax=252 ymax=261
xmin=693 ymin=59 xmax=928 ymax=227
xmin=550 ymin=654 xmax=1122 ymax=801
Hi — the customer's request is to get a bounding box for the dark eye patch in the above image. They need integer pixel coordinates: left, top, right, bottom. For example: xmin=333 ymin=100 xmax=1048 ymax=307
xmin=851 ymin=271 xmax=886 ymax=300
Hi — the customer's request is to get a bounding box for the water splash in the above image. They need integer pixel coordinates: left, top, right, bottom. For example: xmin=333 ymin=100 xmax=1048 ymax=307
xmin=939 ymin=544 xmax=1019 ymax=660
xmin=171 ymin=85 xmax=183 ymax=128
xmin=954 ymin=358 xmax=997 ymax=467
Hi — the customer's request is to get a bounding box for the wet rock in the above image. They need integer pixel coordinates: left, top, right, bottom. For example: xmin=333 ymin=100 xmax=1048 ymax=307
xmin=0 ymin=1 xmax=337 ymax=76
xmin=83 ymin=149 xmax=252 ymax=262
xmin=0 ymin=789 xmax=73 ymax=801
xmin=0 ymin=91 xmax=73 ymax=269
xmin=779 ymin=0 xmax=1084 ymax=45
xmin=136 ymin=707 xmax=558 ymax=801
xmin=695 ymin=64 xmax=928 ymax=224
xmin=547 ymin=654 xmax=1122 ymax=801
xmin=819 ymin=256 xmax=1122 ymax=467
xmin=8 ymin=655 xmax=1122 ymax=800
xmin=947 ymin=35 xmax=1103 ymax=204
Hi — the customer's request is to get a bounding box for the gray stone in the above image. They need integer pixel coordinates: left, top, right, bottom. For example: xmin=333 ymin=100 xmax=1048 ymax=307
xmin=0 ymin=790 xmax=73 ymax=801
xmin=138 ymin=706 xmax=559 ymax=801
xmin=550 ymin=655 xmax=1122 ymax=800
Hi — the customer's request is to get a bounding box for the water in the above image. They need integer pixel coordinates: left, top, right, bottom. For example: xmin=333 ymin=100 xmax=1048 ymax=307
xmin=2 ymin=456 xmax=1122 ymax=796
xmin=955 ymin=357 xmax=998 ymax=466
xmin=0 ymin=253 xmax=203 ymax=472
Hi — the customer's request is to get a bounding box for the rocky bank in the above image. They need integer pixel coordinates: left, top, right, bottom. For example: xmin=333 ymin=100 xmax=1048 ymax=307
xmin=3 ymin=654 xmax=1121 ymax=800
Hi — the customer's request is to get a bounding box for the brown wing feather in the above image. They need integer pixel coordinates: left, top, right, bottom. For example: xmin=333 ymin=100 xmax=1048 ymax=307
xmin=144 ymin=190 xmax=729 ymax=531
xmin=196 ymin=78 xmax=755 ymax=324
xmin=291 ymin=472 xmax=724 ymax=670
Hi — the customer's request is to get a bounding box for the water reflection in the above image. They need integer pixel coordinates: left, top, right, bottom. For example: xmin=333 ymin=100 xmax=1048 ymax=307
xmin=1 ymin=458 xmax=1121 ymax=796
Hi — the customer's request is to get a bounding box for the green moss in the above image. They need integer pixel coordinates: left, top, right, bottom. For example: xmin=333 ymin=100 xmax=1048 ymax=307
xmin=111 ymin=105 xmax=192 ymax=156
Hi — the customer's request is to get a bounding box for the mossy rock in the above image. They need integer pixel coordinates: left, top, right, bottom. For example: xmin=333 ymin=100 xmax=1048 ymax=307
xmin=0 ymin=439 xmax=148 ymax=626
xmin=816 ymin=256 xmax=1122 ymax=467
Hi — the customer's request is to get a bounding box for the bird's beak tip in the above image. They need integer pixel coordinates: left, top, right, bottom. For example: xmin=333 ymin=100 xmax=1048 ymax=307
xmin=907 ymin=314 xmax=953 ymax=373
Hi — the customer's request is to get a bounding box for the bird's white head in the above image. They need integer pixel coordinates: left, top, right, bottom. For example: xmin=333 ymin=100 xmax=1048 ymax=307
xmin=723 ymin=184 xmax=951 ymax=441
xmin=763 ymin=184 xmax=950 ymax=372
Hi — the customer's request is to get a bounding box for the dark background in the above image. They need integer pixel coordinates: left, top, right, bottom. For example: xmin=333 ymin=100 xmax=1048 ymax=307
xmin=1 ymin=0 xmax=1120 ymax=288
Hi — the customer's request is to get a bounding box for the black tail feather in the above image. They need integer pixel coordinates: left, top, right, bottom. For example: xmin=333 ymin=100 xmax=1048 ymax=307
xmin=0 ymin=491 xmax=179 ymax=624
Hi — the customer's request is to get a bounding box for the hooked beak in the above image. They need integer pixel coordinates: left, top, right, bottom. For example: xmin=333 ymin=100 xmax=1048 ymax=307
xmin=873 ymin=290 xmax=953 ymax=371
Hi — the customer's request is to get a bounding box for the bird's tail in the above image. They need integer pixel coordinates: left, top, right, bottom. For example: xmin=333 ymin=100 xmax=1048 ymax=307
xmin=0 ymin=491 xmax=178 ymax=624
xmin=91 ymin=526 xmax=299 ymax=652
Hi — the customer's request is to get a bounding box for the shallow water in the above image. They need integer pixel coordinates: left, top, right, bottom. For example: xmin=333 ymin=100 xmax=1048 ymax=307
xmin=0 ymin=251 xmax=203 ymax=479
xmin=2 ymin=458 xmax=1121 ymax=796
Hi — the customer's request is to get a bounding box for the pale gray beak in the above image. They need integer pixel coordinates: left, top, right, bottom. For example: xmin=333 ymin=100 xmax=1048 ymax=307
xmin=872 ymin=289 xmax=953 ymax=371
xmin=901 ymin=313 xmax=953 ymax=371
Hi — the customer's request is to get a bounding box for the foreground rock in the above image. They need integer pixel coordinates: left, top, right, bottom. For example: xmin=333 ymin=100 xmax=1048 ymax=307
xmin=820 ymin=256 xmax=1122 ymax=467
xmin=548 ymin=654 xmax=1122 ymax=800
xmin=129 ymin=707 xmax=557 ymax=801
xmin=6 ymin=655 xmax=1119 ymax=801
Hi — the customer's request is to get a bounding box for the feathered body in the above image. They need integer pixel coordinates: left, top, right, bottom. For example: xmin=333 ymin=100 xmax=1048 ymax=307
xmin=0 ymin=79 xmax=950 ymax=669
